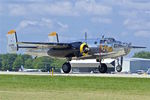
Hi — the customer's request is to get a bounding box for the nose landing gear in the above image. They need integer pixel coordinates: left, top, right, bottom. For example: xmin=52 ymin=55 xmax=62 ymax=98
xmin=116 ymin=56 xmax=123 ymax=72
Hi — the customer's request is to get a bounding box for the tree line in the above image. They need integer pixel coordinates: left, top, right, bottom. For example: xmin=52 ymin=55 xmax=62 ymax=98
xmin=0 ymin=51 xmax=149 ymax=71
xmin=0 ymin=54 xmax=66 ymax=71
xmin=133 ymin=51 xmax=150 ymax=59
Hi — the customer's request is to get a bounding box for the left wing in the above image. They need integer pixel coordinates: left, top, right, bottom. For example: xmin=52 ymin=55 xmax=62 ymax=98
xmin=17 ymin=42 xmax=71 ymax=49
xmin=7 ymin=30 xmax=71 ymax=53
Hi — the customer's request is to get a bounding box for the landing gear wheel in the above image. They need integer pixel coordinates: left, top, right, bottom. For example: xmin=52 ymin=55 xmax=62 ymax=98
xmin=98 ymin=63 xmax=107 ymax=73
xmin=62 ymin=62 xmax=71 ymax=73
xmin=116 ymin=65 xmax=122 ymax=72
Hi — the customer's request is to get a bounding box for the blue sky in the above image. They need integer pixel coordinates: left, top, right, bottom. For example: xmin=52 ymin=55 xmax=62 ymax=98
xmin=0 ymin=0 xmax=150 ymax=55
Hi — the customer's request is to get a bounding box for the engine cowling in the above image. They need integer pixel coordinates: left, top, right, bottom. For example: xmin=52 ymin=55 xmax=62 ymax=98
xmin=80 ymin=42 xmax=89 ymax=56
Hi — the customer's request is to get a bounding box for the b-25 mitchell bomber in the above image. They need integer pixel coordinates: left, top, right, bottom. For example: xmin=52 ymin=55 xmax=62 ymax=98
xmin=7 ymin=30 xmax=145 ymax=73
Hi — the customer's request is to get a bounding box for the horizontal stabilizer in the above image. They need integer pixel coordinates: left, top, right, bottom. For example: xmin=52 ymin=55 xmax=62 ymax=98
xmin=130 ymin=46 xmax=146 ymax=49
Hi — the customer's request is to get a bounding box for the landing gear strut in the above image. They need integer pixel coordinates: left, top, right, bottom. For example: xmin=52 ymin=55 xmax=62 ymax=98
xmin=62 ymin=62 xmax=71 ymax=73
xmin=116 ymin=56 xmax=123 ymax=72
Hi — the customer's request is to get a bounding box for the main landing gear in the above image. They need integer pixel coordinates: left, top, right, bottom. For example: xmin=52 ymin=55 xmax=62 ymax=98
xmin=97 ymin=56 xmax=123 ymax=73
xmin=97 ymin=59 xmax=108 ymax=73
xmin=98 ymin=63 xmax=107 ymax=73
xmin=62 ymin=61 xmax=108 ymax=73
xmin=62 ymin=57 xmax=123 ymax=74
xmin=62 ymin=62 xmax=71 ymax=73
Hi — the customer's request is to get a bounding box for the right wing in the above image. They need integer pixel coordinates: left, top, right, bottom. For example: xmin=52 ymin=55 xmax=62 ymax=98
xmin=94 ymin=52 xmax=116 ymax=56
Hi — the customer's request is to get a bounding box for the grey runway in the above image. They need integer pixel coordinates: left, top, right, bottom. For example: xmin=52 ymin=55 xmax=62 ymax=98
xmin=0 ymin=71 xmax=150 ymax=78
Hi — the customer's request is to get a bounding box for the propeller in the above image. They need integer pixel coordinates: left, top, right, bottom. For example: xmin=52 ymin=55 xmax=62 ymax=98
xmin=80 ymin=42 xmax=89 ymax=56
xmin=85 ymin=32 xmax=87 ymax=43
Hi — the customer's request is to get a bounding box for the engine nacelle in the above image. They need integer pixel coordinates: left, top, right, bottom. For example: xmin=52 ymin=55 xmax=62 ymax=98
xmin=80 ymin=42 xmax=89 ymax=56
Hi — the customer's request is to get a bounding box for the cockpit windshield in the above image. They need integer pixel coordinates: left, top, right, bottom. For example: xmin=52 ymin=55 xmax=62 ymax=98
xmin=100 ymin=38 xmax=116 ymax=44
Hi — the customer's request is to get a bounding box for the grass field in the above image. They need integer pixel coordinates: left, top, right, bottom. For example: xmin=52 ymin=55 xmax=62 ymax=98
xmin=0 ymin=75 xmax=150 ymax=100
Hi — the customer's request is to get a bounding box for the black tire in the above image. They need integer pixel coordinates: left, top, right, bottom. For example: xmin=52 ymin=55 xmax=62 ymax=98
xmin=98 ymin=63 xmax=107 ymax=73
xmin=96 ymin=59 xmax=100 ymax=62
xmin=62 ymin=62 xmax=71 ymax=73
xmin=116 ymin=65 xmax=122 ymax=72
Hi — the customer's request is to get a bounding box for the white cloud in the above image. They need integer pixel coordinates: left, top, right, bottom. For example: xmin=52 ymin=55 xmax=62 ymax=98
xmin=46 ymin=1 xmax=77 ymax=16
xmin=108 ymin=0 xmax=150 ymax=10
xmin=120 ymin=32 xmax=129 ymax=36
xmin=28 ymin=1 xmax=78 ymax=16
xmin=75 ymin=0 xmax=112 ymax=16
xmin=57 ymin=22 xmax=68 ymax=29
xmin=5 ymin=1 xmax=76 ymax=16
xmin=8 ymin=4 xmax=27 ymax=16
xmin=40 ymin=18 xmax=53 ymax=28
xmin=91 ymin=17 xmax=112 ymax=24
xmin=123 ymin=19 xmax=150 ymax=30
xmin=119 ymin=10 xmax=138 ymax=19
xmin=0 ymin=6 xmax=2 ymax=15
xmin=16 ymin=18 xmax=53 ymax=31
xmin=16 ymin=18 xmax=69 ymax=33
xmin=126 ymin=0 xmax=150 ymax=11
xmin=118 ymin=0 xmax=150 ymax=39
xmin=5 ymin=0 xmax=112 ymax=17
xmin=17 ymin=20 xmax=37 ymax=29
xmin=134 ymin=30 xmax=150 ymax=38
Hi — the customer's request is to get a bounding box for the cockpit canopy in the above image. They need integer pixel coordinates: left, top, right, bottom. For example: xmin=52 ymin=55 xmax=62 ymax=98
xmin=100 ymin=38 xmax=116 ymax=44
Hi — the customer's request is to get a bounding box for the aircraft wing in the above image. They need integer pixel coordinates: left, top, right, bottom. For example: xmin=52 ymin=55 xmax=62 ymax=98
xmin=7 ymin=30 xmax=71 ymax=53
xmin=94 ymin=52 xmax=116 ymax=56
xmin=17 ymin=42 xmax=71 ymax=49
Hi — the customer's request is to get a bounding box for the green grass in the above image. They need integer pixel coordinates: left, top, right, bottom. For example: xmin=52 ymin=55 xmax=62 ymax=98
xmin=0 ymin=75 xmax=150 ymax=100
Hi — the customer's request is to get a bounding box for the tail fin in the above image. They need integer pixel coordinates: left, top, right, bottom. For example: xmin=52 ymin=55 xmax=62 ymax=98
xmin=48 ymin=32 xmax=59 ymax=43
xmin=7 ymin=30 xmax=19 ymax=53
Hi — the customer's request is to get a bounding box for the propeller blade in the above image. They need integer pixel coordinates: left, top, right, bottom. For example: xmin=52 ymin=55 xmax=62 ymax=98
xmin=85 ymin=32 xmax=87 ymax=43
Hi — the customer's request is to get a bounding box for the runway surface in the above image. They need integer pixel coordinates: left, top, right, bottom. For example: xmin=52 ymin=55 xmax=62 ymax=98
xmin=0 ymin=71 xmax=150 ymax=78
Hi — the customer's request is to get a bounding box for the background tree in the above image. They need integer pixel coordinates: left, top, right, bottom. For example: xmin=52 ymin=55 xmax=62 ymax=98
xmin=21 ymin=54 xmax=32 ymax=66
xmin=133 ymin=51 xmax=150 ymax=59
xmin=0 ymin=53 xmax=67 ymax=71
xmin=24 ymin=59 xmax=33 ymax=69
xmin=13 ymin=55 xmax=23 ymax=71
xmin=32 ymin=56 xmax=53 ymax=71
xmin=1 ymin=54 xmax=17 ymax=71
xmin=51 ymin=58 xmax=66 ymax=68
xmin=0 ymin=55 xmax=2 ymax=70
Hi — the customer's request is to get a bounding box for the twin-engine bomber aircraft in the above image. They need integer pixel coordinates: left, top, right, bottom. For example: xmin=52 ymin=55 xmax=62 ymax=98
xmin=7 ymin=30 xmax=145 ymax=73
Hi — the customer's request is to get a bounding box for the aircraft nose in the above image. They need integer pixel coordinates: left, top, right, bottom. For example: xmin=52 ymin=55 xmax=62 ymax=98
xmin=85 ymin=47 xmax=90 ymax=51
